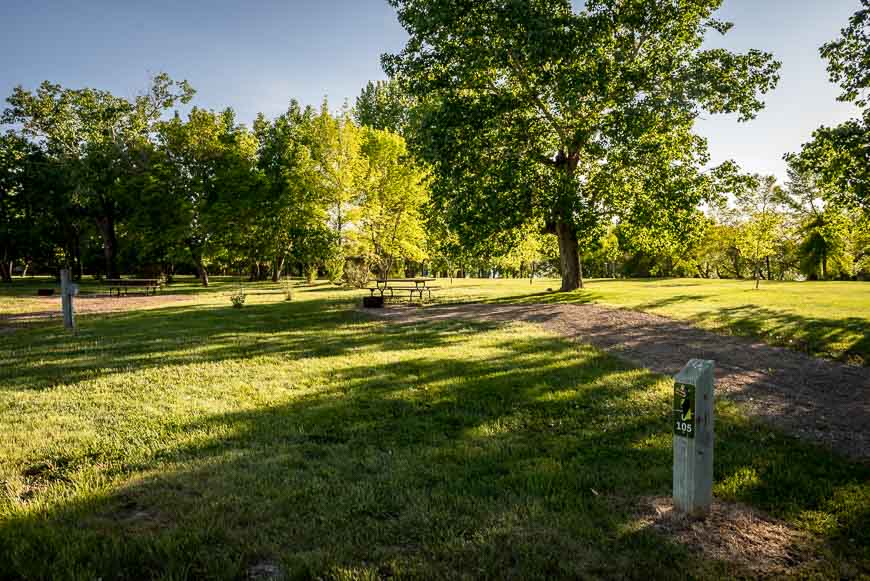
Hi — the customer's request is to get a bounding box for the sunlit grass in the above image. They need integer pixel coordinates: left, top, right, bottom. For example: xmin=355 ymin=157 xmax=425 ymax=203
xmin=0 ymin=278 xmax=867 ymax=578
xmin=420 ymin=277 xmax=870 ymax=364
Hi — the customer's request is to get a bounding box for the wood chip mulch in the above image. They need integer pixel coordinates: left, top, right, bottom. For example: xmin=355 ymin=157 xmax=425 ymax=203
xmin=633 ymin=496 xmax=814 ymax=576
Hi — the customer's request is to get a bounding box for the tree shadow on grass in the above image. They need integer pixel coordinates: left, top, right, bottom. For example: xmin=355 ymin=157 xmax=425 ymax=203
xmin=0 ymin=297 xmax=499 ymax=392
xmin=629 ymin=294 xmax=708 ymax=311
xmin=685 ymin=304 xmax=870 ymax=365
xmin=483 ymin=290 xmax=600 ymax=306
xmin=0 ymin=310 xmax=868 ymax=579
xmin=484 ymin=285 xmax=869 ymax=366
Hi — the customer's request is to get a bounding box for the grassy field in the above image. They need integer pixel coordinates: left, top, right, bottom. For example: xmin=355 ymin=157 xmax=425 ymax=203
xmin=7 ymin=275 xmax=868 ymax=364
xmin=0 ymin=278 xmax=868 ymax=579
xmin=423 ymin=277 xmax=870 ymax=365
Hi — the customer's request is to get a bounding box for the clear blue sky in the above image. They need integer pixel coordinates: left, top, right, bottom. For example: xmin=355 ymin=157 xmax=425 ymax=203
xmin=0 ymin=0 xmax=862 ymax=181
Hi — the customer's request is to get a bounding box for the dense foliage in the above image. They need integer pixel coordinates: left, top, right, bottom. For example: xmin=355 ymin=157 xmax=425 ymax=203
xmin=383 ymin=0 xmax=780 ymax=290
xmin=0 ymin=1 xmax=867 ymax=285
xmin=0 ymin=84 xmax=430 ymax=285
xmin=788 ymin=0 xmax=869 ymax=213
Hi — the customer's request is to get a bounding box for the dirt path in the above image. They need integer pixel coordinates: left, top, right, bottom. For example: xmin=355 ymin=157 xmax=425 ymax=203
xmin=0 ymin=294 xmax=195 ymax=325
xmin=367 ymin=303 xmax=870 ymax=461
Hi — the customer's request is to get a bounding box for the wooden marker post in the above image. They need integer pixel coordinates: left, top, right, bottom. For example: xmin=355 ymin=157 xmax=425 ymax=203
xmin=60 ymin=269 xmax=78 ymax=332
xmin=673 ymin=359 xmax=714 ymax=516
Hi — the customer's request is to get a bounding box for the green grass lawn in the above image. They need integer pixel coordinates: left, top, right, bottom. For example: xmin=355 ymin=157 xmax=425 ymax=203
xmin=7 ymin=275 xmax=868 ymax=365
xmin=423 ymin=277 xmax=870 ymax=365
xmin=0 ymin=279 xmax=868 ymax=579
xmin=0 ymin=276 xmax=225 ymax=316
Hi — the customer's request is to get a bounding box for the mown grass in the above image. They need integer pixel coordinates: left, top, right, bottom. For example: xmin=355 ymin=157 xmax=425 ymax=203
xmin=7 ymin=275 xmax=869 ymax=365
xmin=0 ymin=276 xmax=227 ymax=316
xmin=0 ymin=279 xmax=867 ymax=579
xmin=419 ymin=277 xmax=870 ymax=365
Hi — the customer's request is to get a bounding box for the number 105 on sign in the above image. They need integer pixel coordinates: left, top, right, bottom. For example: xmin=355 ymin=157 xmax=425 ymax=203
xmin=673 ymin=382 xmax=695 ymax=438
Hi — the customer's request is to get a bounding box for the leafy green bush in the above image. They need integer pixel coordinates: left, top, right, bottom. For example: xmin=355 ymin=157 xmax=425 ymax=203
xmin=281 ymin=277 xmax=294 ymax=301
xmin=343 ymin=260 xmax=371 ymax=289
xmin=230 ymin=286 xmax=246 ymax=308
xmin=325 ymin=253 xmax=345 ymax=284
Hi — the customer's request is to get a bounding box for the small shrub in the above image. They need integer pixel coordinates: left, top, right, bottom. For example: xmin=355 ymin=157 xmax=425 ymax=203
xmin=343 ymin=261 xmax=371 ymax=289
xmin=281 ymin=277 xmax=294 ymax=301
xmin=325 ymin=254 xmax=345 ymax=284
xmin=230 ymin=286 xmax=247 ymax=308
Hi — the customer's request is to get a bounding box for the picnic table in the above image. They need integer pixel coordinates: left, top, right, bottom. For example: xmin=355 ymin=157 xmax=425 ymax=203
xmin=368 ymin=278 xmax=439 ymax=302
xmin=105 ymin=278 xmax=162 ymax=297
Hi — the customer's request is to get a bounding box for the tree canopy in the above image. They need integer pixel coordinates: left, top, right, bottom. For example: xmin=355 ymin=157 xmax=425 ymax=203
xmin=789 ymin=0 xmax=869 ymax=213
xmin=383 ymin=0 xmax=780 ymax=289
xmin=2 ymin=3 xmax=868 ymax=287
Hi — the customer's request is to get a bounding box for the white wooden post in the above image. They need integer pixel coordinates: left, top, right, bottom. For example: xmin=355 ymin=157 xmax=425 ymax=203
xmin=60 ymin=269 xmax=78 ymax=332
xmin=673 ymin=359 xmax=715 ymax=516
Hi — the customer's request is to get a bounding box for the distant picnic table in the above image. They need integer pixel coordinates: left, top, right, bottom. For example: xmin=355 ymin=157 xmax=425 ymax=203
xmin=368 ymin=278 xmax=439 ymax=302
xmin=105 ymin=278 xmax=162 ymax=297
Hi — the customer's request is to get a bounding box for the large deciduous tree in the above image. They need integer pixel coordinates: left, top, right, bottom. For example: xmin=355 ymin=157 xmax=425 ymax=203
xmin=789 ymin=0 xmax=869 ymax=213
xmin=2 ymin=74 xmax=194 ymax=278
xmin=384 ymin=0 xmax=779 ymax=290
xmin=254 ymin=101 xmax=338 ymax=281
xmin=735 ymin=175 xmax=783 ymax=288
xmin=156 ymin=108 xmax=260 ymax=286
xmin=354 ymin=127 xmax=429 ymax=279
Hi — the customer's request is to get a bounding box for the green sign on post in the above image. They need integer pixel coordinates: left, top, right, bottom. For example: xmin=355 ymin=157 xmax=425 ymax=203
xmin=673 ymin=382 xmax=695 ymax=438
xmin=672 ymin=359 xmax=714 ymax=516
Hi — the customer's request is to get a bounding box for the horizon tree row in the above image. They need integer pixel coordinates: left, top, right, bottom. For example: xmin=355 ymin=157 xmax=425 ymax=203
xmin=0 ymin=79 xmax=431 ymax=286
xmin=2 ymin=0 xmax=867 ymax=287
xmin=378 ymin=0 xmax=867 ymax=289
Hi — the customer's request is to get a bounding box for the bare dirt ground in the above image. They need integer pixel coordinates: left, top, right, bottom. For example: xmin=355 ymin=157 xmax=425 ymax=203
xmin=0 ymin=294 xmax=195 ymax=326
xmin=367 ymin=303 xmax=870 ymax=461
xmin=633 ymin=496 xmax=813 ymax=576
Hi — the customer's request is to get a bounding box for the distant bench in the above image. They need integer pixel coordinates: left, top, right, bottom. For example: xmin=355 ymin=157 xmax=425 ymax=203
xmin=368 ymin=278 xmax=439 ymax=303
xmin=105 ymin=278 xmax=162 ymax=297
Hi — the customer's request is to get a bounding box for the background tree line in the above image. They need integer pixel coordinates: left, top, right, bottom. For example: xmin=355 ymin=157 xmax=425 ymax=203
xmin=1 ymin=0 xmax=867 ymax=287
xmin=0 ymin=79 xmax=431 ymax=286
xmin=377 ymin=0 xmax=868 ymax=287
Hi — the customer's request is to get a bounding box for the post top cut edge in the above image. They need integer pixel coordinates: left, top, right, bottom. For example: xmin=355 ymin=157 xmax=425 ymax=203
xmin=673 ymin=358 xmax=715 ymax=385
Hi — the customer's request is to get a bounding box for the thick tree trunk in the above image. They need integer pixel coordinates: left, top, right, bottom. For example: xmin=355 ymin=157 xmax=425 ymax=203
xmin=555 ymin=220 xmax=581 ymax=290
xmin=189 ymin=241 xmax=209 ymax=286
xmin=197 ymin=263 xmax=209 ymax=287
xmin=95 ymin=215 xmax=119 ymax=279
xmin=732 ymin=252 xmax=743 ymax=279
xmin=0 ymin=257 xmax=11 ymax=283
xmin=272 ymin=255 xmax=285 ymax=283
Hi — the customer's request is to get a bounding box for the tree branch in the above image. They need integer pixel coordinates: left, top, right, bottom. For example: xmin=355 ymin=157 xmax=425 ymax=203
xmin=505 ymin=50 xmax=570 ymax=148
